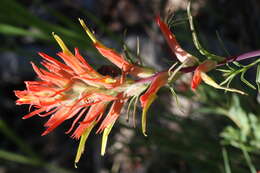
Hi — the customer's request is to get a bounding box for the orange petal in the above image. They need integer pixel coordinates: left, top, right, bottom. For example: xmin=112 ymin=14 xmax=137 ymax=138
xmin=31 ymin=62 xmax=69 ymax=87
xmin=38 ymin=52 xmax=72 ymax=73
xmin=66 ymin=107 xmax=88 ymax=135
xmin=74 ymin=48 xmax=95 ymax=72
xmin=191 ymin=69 xmax=202 ymax=90
xmin=42 ymin=107 xmax=81 ymax=136
xmin=57 ymin=52 xmax=86 ymax=75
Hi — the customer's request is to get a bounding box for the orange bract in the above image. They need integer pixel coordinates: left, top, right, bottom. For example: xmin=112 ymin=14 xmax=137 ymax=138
xmin=191 ymin=60 xmax=217 ymax=90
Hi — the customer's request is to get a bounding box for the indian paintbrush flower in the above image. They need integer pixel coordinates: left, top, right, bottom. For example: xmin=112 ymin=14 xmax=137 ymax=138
xmin=14 ymin=13 xmax=260 ymax=166
xmin=14 ymin=19 xmax=162 ymax=166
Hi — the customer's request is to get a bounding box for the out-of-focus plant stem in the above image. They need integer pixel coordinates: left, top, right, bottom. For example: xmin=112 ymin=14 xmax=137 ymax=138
xmin=0 ymin=150 xmax=75 ymax=173
xmin=241 ymin=145 xmax=257 ymax=173
xmin=0 ymin=119 xmax=37 ymax=158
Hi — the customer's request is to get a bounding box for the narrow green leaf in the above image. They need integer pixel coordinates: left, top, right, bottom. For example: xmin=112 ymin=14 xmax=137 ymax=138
xmin=0 ymin=150 xmax=74 ymax=173
xmin=220 ymin=73 xmax=236 ymax=86
xmin=0 ymin=23 xmax=48 ymax=39
xmin=168 ymin=86 xmax=179 ymax=105
xmin=0 ymin=150 xmax=40 ymax=166
xmin=240 ymin=70 xmax=256 ymax=90
xmin=168 ymin=60 xmax=189 ymax=83
xmin=233 ymin=61 xmax=242 ymax=67
xmin=123 ymin=44 xmax=136 ymax=64
xmin=216 ymin=31 xmax=230 ymax=56
xmin=222 ymin=147 xmax=232 ymax=173
xmin=217 ymin=68 xmax=232 ymax=73
xmin=241 ymin=146 xmax=257 ymax=173
xmin=0 ymin=119 xmax=37 ymax=158
xmin=256 ymin=64 xmax=260 ymax=91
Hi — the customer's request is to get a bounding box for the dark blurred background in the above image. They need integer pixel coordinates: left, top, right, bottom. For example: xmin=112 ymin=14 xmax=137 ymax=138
xmin=1 ymin=0 xmax=260 ymax=173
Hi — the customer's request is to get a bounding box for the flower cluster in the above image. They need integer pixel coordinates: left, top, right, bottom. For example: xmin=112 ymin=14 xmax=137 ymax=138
xmin=15 ymin=13 xmax=259 ymax=165
xmin=14 ymin=19 xmax=169 ymax=164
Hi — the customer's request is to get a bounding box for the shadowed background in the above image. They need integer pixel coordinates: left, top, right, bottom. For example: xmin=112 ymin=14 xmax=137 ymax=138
xmin=1 ymin=0 xmax=260 ymax=173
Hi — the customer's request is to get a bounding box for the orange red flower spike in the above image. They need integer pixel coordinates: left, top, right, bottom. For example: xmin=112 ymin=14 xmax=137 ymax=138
xmin=14 ymin=19 xmax=162 ymax=164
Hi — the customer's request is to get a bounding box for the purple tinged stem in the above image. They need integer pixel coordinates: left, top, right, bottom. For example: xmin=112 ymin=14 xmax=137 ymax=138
xmin=137 ymin=50 xmax=260 ymax=84
xmin=234 ymin=50 xmax=260 ymax=62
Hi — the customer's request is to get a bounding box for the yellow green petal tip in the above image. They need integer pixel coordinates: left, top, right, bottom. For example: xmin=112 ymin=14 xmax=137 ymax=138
xmin=52 ymin=32 xmax=72 ymax=56
xmin=101 ymin=122 xmax=115 ymax=156
xmin=78 ymin=18 xmax=98 ymax=44
xmin=74 ymin=123 xmax=95 ymax=168
xmin=142 ymin=94 xmax=157 ymax=137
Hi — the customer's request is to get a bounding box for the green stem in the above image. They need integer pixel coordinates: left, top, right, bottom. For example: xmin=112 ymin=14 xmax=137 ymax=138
xmin=222 ymin=147 xmax=232 ymax=173
xmin=241 ymin=145 xmax=257 ymax=173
